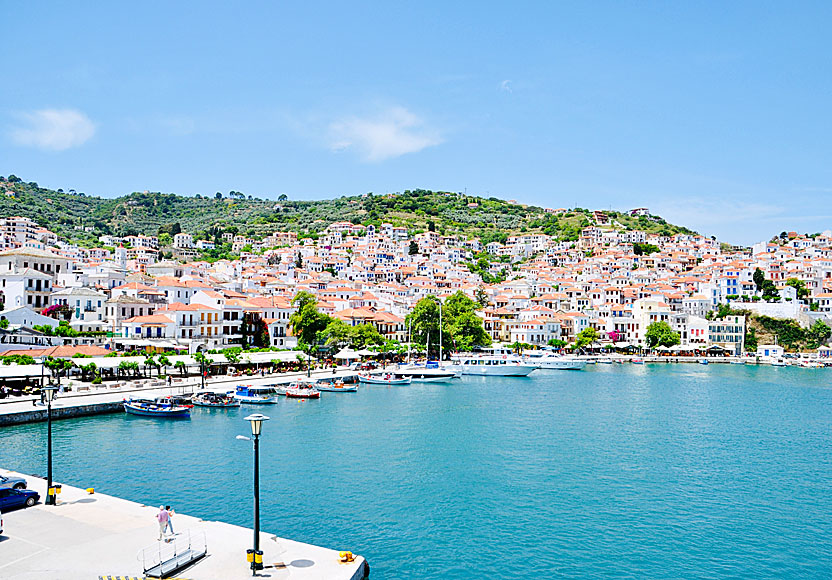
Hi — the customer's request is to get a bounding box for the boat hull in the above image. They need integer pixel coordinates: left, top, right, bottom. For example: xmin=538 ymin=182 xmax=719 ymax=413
xmin=358 ymin=375 xmax=412 ymax=385
xmin=447 ymin=365 xmax=537 ymax=377
xmin=534 ymin=360 xmax=587 ymax=371
xmin=316 ymin=385 xmax=358 ymax=392
xmin=234 ymin=395 xmax=278 ymax=404
xmin=123 ymin=402 xmax=190 ymax=418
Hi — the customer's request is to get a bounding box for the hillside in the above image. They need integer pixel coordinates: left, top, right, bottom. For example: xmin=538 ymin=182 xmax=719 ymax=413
xmin=0 ymin=174 xmax=696 ymax=247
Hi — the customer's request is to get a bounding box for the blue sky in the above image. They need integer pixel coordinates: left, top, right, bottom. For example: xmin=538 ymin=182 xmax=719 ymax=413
xmin=2 ymin=2 xmax=831 ymax=244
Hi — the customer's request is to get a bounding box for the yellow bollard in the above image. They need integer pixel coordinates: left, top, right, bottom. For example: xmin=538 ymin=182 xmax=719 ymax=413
xmin=254 ymin=551 xmax=263 ymax=565
xmin=246 ymin=549 xmax=255 ymax=563
xmin=339 ymin=551 xmax=355 ymax=563
xmin=86 ymin=488 xmax=94 ymax=494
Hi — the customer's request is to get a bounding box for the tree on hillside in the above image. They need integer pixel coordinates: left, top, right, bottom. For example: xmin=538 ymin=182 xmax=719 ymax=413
xmin=644 ymin=321 xmax=681 ymax=348
xmin=475 ymin=287 xmax=489 ymax=308
xmin=278 ymin=194 xmax=288 ymax=201
xmin=761 ymin=280 xmax=780 ymax=301
xmin=785 ymin=278 xmax=809 ymax=300
xmin=575 ymin=327 xmax=600 ymax=349
xmin=406 ymin=293 xmax=490 ymax=357
xmin=408 ymin=241 xmax=419 ymax=255
xmin=807 ymin=320 xmax=831 ymax=348
xmin=289 ymin=291 xmax=332 ymax=346
xmin=753 ymin=267 xmax=765 ymax=292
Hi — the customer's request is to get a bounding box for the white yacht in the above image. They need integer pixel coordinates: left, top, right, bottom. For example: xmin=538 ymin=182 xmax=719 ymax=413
xmin=448 ymin=355 xmax=537 ymax=377
xmin=533 ymin=355 xmax=586 ymax=371
xmin=395 ymin=362 xmax=461 ymax=382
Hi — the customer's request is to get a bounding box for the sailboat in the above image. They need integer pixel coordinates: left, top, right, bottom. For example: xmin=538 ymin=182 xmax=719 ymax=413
xmin=397 ymin=301 xmax=460 ymax=382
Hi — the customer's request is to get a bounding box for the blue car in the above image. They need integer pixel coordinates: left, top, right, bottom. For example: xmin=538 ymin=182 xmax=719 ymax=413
xmin=0 ymin=487 xmax=39 ymax=510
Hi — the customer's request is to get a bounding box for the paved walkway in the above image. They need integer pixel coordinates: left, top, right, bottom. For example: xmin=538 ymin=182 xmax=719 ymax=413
xmin=0 ymin=469 xmax=368 ymax=580
xmin=0 ymin=369 xmax=357 ymax=418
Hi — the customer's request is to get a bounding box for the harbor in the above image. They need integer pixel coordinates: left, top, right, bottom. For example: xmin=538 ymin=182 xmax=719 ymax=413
xmin=0 ymin=369 xmax=358 ymax=426
xmin=2 ymin=364 xmax=831 ymax=578
xmin=0 ymin=469 xmax=368 ymax=580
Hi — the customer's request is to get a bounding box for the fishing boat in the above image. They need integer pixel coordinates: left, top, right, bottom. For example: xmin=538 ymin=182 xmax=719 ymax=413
xmin=699 ymin=359 xmax=709 ymax=365
xmin=730 ymin=360 xmax=746 ymax=365
xmin=358 ymin=373 xmax=412 ymax=385
xmin=631 ymin=358 xmax=644 ymax=365
xmin=233 ymin=385 xmax=278 ymax=404
xmin=285 ymin=379 xmax=321 ymax=398
xmin=123 ymin=398 xmax=191 ymax=418
xmin=316 ymin=381 xmax=358 ymax=392
xmin=533 ymin=355 xmax=587 ymax=371
xmin=155 ymin=395 xmax=193 ymax=408
xmin=192 ymin=391 xmax=240 ymax=408
xmin=447 ymin=355 xmax=537 ymax=377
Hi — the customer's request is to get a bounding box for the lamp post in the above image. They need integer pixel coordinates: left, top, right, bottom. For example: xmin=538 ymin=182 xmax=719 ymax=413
xmin=42 ymin=384 xmax=59 ymax=506
xmin=239 ymin=413 xmax=269 ymax=575
xmin=306 ymin=346 xmax=312 ymax=378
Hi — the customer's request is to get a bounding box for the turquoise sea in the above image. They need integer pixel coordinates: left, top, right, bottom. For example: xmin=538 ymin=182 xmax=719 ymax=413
xmin=2 ymin=364 xmax=832 ymax=578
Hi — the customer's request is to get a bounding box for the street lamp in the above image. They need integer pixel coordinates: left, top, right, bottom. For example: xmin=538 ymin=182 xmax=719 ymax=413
xmin=239 ymin=413 xmax=269 ymax=575
xmin=42 ymin=384 xmax=59 ymax=506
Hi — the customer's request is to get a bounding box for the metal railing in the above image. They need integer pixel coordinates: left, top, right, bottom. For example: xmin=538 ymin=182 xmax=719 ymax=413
xmin=137 ymin=528 xmax=207 ymax=578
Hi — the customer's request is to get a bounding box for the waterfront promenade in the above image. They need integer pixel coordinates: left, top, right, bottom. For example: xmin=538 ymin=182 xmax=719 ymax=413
xmin=0 ymin=469 xmax=368 ymax=580
xmin=0 ymin=369 xmax=357 ymax=426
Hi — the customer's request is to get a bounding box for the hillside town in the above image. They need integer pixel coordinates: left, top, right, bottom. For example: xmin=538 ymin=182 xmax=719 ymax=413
xmin=0 ymin=212 xmax=831 ymax=361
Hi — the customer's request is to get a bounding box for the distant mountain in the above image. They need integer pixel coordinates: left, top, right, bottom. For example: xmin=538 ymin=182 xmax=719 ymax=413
xmin=0 ymin=175 xmax=696 ymax=246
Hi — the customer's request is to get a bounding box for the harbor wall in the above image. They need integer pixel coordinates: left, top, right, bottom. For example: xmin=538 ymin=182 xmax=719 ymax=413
xmin=0 ymin=401 xmax=123 ymax=426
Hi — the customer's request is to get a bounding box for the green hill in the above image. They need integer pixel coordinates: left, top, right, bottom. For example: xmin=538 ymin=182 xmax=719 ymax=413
xmin=0 ymin=174 xmax=696 ymax=247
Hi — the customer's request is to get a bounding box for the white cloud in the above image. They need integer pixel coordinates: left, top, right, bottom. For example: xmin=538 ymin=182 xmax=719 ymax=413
xmin=10 ymin=108 xmax=96 ymax=151
xmin=328 ymin=107 xmax=442 ymax=162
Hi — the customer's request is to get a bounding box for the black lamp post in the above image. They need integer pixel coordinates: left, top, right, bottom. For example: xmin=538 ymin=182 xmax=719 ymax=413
xmin=239 ymin=413 xmax=269 ymax=575
xmin=306 ymin=346 xmax=312 ymax=378
xmin=42 ymin=383 xmax=59 ymax=505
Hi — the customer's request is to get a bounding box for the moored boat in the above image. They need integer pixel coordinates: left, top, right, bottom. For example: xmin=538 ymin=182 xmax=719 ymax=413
xmin=316 ymin=381 xmax=358 ymax=392
xmin=192 ymin=391 xmax=240 ymax=407
xmin=285 ymin=382 xmax=321 ymax=398
xmin=358 ymin=373 xmax=412 ymax=385
xmin=533 ymin=355 xmax=587 ymax=371
xmin=448 ymin=355 xmax=537 ymax=377
xmin=233 ymin=385 xmax=278 ymax=404
xmin=395 ymin=363 xmax=460 ymax=382
xmin=123 ymin=398 xmax=191 ymax=418
xmin=447 ymin=355 xmax=537 ymax=376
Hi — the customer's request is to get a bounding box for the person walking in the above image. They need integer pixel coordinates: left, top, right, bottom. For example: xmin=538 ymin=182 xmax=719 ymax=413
xmin=156 ymin=505 xmax=169 ymax=540
xmin=164 ymin=505 xmax=175 ymax=535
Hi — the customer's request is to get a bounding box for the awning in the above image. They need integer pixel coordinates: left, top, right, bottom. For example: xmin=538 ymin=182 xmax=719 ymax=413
xmin=0 ymin=364 xmax=46 ymax=378
xmin=334 ymin=348 xmax=359 ymax=360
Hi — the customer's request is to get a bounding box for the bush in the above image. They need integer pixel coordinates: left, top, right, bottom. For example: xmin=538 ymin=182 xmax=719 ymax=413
xmin=91 ymin=376 xmax=102 ymax=385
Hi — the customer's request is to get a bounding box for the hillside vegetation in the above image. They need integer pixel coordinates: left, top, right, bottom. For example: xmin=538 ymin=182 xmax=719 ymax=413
xmin=0 ymin=175 xmax=696 ymax=246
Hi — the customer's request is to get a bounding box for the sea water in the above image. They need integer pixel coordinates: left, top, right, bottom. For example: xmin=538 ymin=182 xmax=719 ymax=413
xmin=2 ymin=364 xmax=831 ymax=578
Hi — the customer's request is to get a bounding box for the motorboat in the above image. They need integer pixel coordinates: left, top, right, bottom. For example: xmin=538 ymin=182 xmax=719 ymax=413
xmin=631 ymin=358 xmax=644 ymax=365
xmin=285 ymin=380 xmax=321 ymax=399
xmin=233 ymin=385 xmax=278 ymax=404
xmin=395 ymin=362 xmax=460 ymax=382
xmin=316 ymin=381 xmax=358 ymax=392
xmin=358 ymin=373 xmax=412 ymax=385
xmin=192 ymin=391 xmax=240 ymax=408
xmin=447 ymin=356 xmax=536 ymax=377
xmin=123 ymin=398 xmax=190 ymax=418
xmin=533 ymin=355 xmax=586 ymax=371
xmin=699 ymin=359 xmax=709 ymax=365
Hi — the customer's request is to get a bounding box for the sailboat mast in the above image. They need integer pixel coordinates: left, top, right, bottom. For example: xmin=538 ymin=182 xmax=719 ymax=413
xmin=439 ymin=300 xmax=443 ymax=366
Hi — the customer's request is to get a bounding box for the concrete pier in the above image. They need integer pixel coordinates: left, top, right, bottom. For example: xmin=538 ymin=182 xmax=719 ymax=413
xmin=0 ymin=469 xmax=369 ymax=580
